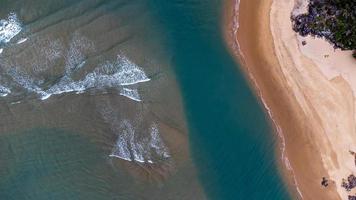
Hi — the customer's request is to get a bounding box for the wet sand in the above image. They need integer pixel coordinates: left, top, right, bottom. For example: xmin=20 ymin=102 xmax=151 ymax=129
xmin=225 ymin=0 xmax=356 ymax=199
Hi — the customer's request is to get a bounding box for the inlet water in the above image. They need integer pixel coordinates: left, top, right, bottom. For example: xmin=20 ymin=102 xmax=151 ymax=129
xmin=148 ymin=0 xmax=291 ymax=199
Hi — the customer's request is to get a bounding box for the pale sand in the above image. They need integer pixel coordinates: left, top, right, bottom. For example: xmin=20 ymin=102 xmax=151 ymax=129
xmin=272 ymin=0 xmax=356 ymax=199
xmin=225 ymin=0 xmax=356 ymax=199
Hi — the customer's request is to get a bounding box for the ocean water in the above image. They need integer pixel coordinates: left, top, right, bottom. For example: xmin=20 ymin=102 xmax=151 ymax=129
xmin=0 ymin=0 xmax=290 ymax=199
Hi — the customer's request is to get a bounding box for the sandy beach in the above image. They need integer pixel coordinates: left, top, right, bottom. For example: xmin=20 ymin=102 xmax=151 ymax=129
xmin=225 ymin=0 xmax=356 ymax=199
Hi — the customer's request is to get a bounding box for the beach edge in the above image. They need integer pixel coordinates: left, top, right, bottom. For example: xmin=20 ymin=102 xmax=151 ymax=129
xmin=222 ymin=0 xmax=342 ymax=199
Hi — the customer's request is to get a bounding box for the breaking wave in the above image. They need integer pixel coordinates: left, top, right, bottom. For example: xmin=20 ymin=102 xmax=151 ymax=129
xmin=2 ymin=53 xmax=150 ymax=101
xmin=39 ymin=55 xmax=150 ymax=100
xmin=109 ymin=120 xmax=170 ymax=163
xmin=0 ymin=24 xmax=150 ymax=102
xmin=0 ymin=13 xmax=162 ymax=165
xmin=119 ymin=88 xmax=141 ymax=102
xmin=16 ymin=37 xmax=27 ymax=44
xmin=98 ymin=101 xmax=170 ymax=164
xmin=0 ymin=12 xmax=22 ymax=44
xmin=0 ymin=85 xmax=11 ymax=97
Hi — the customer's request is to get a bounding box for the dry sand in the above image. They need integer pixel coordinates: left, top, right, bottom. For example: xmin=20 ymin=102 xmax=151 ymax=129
xmin=225 ymin=0 xmax=356 ymax=199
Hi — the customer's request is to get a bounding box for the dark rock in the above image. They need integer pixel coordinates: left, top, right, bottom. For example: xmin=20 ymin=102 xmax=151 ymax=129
xmin=321 ymin=177 xmax=329 ymax=187
xmin=342 ymin=175 xmax=356 ymax=191
xmin=349 ymin=195 xmax=356 ymax=200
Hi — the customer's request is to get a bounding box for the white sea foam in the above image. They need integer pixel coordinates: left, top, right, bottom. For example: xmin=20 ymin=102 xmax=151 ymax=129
xmin=232 ymin=0 xmax=240 ymax=36
xmin=23 ymin=37 xmax=65 ymax=74
xmin=8 ymin=69 xmax=44 ymax=94
xmin=4 ymin=54 xmax=150 ymax=101
xmin=76 ymin=61 xmax=86 ymax=70
xmin=230 ymin=0 xmax=245 ymax=59
xmin=0 ymin=48 xmax=3 ymax=54
xmin=109 ymin=120 xmax=134 ymax=161
xmin=10 ymin=100 xmax=21 ymax=105
xmin=110 ymin=120 xmax=170 ymax=163
xmin=0 ymin=85 xmax=11 ymax=97
xmin=114 ymin=55 xmax=151 ymax=85
xmin=16 ymin=37 xmax=27 ymax=44
xmin=65 ymin=33 xmax=94 ymax=74
xmin=149 ymin=122 xmax=170 ymax=159
xmin=40 ymin=55 xmax=150 ymax=100
xmin=0 ymin=13 xmax=22 ymax=44
xmin=0 ymin=28 xmax=149 ymax=102
xmin=130 ymin=134 xmax=146 ymax=163
xmin=120 ymin=88 xmax=141 ymax=102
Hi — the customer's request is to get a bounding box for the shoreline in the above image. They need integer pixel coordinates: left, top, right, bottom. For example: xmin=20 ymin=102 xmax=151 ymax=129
xmin=224 ymin=0 xmax=356 ymax=199
xmin=222 ymin=0 xmax=307 ymax=198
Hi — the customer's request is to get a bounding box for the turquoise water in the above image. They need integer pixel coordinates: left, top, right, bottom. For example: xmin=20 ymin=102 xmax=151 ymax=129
xmin=148 ymin=0 xmax=291 ymax=199
xmin=0 ymin=0 xmax=290 ymax=199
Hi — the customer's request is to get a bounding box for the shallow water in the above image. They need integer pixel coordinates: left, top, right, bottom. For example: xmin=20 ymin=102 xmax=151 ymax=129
xmin=0 ymin=0 xmax=204 ymax=199
xmin=0 ymin=0 xmax=290 ymax=199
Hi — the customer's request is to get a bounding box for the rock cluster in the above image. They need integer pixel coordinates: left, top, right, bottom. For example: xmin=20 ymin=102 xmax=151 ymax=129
xmin=349 ymin=195 xmax=356 ymax=200
xmin=321 ymin=177 xmax=329 ymax=187
xmin=342 ymin=175 xmax=356 ymax=191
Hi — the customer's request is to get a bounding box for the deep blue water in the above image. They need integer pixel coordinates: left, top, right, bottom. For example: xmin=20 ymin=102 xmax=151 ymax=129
xmin=148 ymin=0 xmax=291 ymax=199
